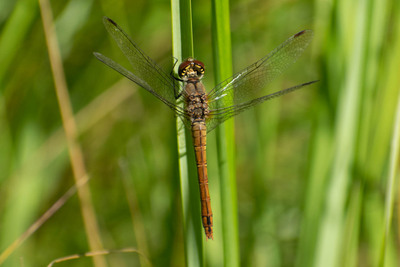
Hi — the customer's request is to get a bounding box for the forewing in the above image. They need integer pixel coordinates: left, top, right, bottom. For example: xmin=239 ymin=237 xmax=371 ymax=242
xmin=206 ymin=30 xmax=314 ymax=131
xmin=97 ymin=17 xmax=185 ymax=113
xmin=94 ymin=52 xmax=187 ymax=118
xmin=206 ymin=80 xmax=317 ymax=132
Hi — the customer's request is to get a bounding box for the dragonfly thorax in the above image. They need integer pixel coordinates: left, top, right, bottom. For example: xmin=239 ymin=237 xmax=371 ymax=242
xmin=179 ymin=58 xmax=205 ymax=81
xmin=185 ymin=82 xmax=209 ymax=122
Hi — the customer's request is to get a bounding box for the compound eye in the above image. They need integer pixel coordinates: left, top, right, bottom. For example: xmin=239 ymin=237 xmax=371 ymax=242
xmin=192 ymin=59 xmax=204 ymax=69
xmin=192 ymin=60 xmax=205 ymax=74
xmin=178 ymin=61 xmax=191 ymax=78
xmin=194 ymin=64 xmax=205 ymax=76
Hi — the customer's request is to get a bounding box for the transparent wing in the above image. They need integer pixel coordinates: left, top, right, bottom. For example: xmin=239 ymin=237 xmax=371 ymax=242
xmin=206 ymin=80 xmax=317 ymax=132
xmin=206 ymin=30 xmax=315 ymax=131
xmin=94 ymin=17 xmax=187 ymax=117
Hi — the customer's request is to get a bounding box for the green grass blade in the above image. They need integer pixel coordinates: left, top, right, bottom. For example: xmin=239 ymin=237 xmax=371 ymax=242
xmin=171 ymin=0 xmax=203 ymax=266
xmin=311 ymin=0 xmax=369 ymax=266
xmin=211 ymin=0 xmax=240 ymax=266
xmin=314 ymin=1 xmax=367 ymax=265
xmin=302 ymin=0 xmax=400 ymax=266
xmin=378 ymin=90 xmax=400 ymax=266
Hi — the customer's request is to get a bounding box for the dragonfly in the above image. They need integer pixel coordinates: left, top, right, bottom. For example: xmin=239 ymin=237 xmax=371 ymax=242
xmin=94 ymin=17 xmax=317 ymax=240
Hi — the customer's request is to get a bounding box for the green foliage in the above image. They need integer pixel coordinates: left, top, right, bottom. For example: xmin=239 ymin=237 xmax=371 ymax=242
xmin=0 ymin=0 xmax=399 ymax=266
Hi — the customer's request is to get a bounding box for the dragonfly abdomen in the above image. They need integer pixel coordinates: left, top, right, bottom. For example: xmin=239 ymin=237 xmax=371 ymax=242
xmin=185 ymin=79 xmax=213 ymax=239
xmin=191 ymin=121 xmax=213 ymax=239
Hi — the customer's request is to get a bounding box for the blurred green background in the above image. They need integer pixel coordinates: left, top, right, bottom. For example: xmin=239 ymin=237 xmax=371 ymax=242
xmin=0 ymin=0 xmax=399 ymax=266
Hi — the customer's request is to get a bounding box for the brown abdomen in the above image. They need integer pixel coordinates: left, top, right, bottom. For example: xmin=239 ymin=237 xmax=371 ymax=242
xmin=191 ymin=121 xmax=213 ymax=239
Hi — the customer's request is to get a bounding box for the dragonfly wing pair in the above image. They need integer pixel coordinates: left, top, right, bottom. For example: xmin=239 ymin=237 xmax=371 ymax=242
xmin=205 ymin=30 xmax=316 ymax=131
xmin=94 ymin=17 xmax=186 ymax=120
xmin=94 ymin=17 xmax=316 ymax=131
xmin=94 ymin=17 xmax=316 ymax=239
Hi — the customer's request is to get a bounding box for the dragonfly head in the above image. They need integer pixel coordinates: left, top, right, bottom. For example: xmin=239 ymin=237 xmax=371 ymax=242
xmin=178 ymin=58 xmax=205 ymax=81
